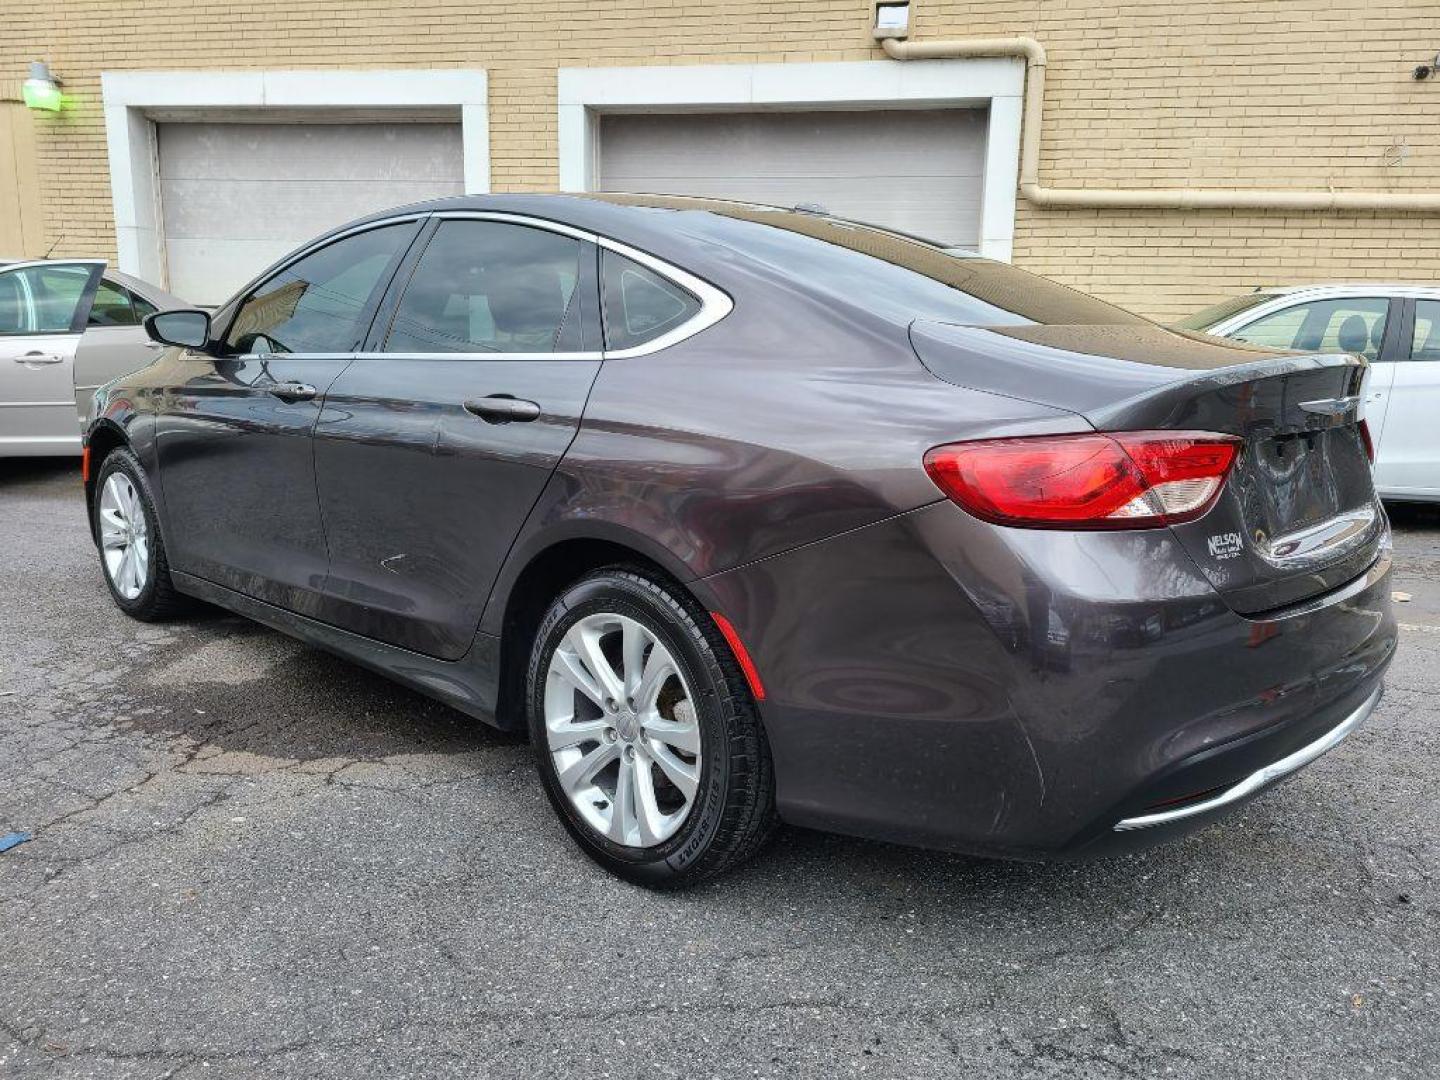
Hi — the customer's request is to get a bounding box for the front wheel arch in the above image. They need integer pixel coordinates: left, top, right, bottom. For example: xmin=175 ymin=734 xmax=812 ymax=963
xmin=83 ymin=421 xmax=130 ymax=544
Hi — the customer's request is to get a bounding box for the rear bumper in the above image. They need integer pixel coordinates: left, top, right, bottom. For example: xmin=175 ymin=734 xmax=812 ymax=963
xmin=702 ymin=499 xmax=1397 ymax=859
xmin=1112 ymin=685 xmax=1378 ymax=832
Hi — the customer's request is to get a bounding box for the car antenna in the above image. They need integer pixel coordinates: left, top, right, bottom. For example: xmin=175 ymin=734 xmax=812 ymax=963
xmin=43 ymin=234 xmax=64 ymax=258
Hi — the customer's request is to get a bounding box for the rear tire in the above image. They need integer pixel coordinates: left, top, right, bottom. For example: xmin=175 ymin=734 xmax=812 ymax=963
xmin=93 ymin=447 xmax=187 ymax=621
xmin=527 ymin=568 xmax=776 ymax=888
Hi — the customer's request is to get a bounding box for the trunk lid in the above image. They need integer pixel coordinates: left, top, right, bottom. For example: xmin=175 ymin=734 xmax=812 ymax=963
xmin=911 ymin=320 xmax=1385 ymax=614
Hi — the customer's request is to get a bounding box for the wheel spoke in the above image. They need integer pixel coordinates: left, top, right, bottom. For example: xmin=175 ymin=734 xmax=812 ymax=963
xmin=546 ymin=717 xmax=610 ymax=752
xmin=551 ymin=648 xmax=606 ymax=709
xmin=643 ymin=715 xmax=700 ymax=756
xmin=567 ymin=623 xmax=624 ymax=704
xmin=621 ymin=619 xmax=649 ymax=697
xmin=649 ymin=742 xmax=699 ymax=800
xmin=608 ymin=753 xmax=636 ymax=843
xmin=118 ymin=480 xmax=137 ymax=524
xmin=632 ymin=754 xmax=665 ymax=845
xmin=555 ymin=740 xmax=618 ymax=795
xmin=634 ymin=646 xmax=677 ymax=710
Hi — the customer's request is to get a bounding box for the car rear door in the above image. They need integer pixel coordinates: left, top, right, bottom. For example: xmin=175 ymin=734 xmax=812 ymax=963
xmin=1372 ymin=297 xmax=1440 ymax=500
xmin=311 ymin=214 xmax=603 ymax=659
xmin=153 ymin=220 xmax=420 ymax=613
xmin=0 ymin=260 xmax=103 ymax=453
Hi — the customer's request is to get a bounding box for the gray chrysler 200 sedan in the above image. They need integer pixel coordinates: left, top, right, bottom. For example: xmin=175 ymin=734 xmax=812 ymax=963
xmin=82 ymin=194 xmax=1396 ymax=887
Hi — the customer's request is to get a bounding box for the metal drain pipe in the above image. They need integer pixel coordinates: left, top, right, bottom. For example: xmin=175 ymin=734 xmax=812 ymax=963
xmin=880 ymin=35 xmax=1440 ymax=212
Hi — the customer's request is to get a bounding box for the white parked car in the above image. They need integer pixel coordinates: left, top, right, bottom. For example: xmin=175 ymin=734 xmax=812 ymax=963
xmin=0 ymin=259 xmax=187 ymax=456
xmin=1182 ymin=285 xmax=1440 ymax=503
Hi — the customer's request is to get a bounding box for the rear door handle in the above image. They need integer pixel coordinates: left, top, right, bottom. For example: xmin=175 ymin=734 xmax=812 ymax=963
xmin=14 ymin=351 xmax=64 ymax=365
xmin=269 ymin=381 xmax=317 ymax=403
xmin=464 ymin=396 xmax=542 ymax=423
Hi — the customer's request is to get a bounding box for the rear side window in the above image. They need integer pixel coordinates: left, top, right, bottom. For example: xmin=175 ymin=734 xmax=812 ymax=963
xmin=226 ymin=224 xmax=412 ymax=354
xmin=1411 ymin=300 xmax=1440 ymax=361
xmin=385 ymin=220 xmax=583 ymax=354
xmin=600 ymin=250 xmax=701 ymax=351
xmin=1232 ymin=297 xmax=1389 ymax=360
xmin=88 ymin=279 xmax=142 ymax=326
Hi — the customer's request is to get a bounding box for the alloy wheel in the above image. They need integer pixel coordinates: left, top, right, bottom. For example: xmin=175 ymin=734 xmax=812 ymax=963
xmin=543 ymin=612 xmax=702 ymax=848
xmin=98 ymin=472 xmax=150 ymax=600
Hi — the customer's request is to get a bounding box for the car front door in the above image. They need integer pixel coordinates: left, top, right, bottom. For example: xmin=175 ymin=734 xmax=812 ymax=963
xmin=153 ymin=220 xmax=420 ymax=613
xmin=1372 ymin=297 xmax=1440 ymax=500
xmin=311 ymin=215 xmax=603 ymax=658
xmin=0 ymin=260 xmax=103 ymax=454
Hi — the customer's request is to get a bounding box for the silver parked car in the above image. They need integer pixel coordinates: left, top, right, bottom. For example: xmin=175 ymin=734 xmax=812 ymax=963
xmin=0 ymin=259 xmax=187 ymax=456
xmin=1182 ymin=284 xmax=1440 ymax=503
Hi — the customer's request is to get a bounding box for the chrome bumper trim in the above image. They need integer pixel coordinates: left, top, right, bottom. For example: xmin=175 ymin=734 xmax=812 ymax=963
xmin=1112 ymin=686 xmax=1382 ymax=832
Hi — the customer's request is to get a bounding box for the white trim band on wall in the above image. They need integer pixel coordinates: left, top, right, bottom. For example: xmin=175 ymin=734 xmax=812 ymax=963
xmin=557 ymin=59 xmax=1024 ymax=262
xmin=100 ymin=69 xmax=491 ymax=288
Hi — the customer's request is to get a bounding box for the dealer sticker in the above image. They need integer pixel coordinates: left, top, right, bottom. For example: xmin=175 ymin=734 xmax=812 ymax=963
xmin=1207 ymin=531 xmax=1244 ymax=560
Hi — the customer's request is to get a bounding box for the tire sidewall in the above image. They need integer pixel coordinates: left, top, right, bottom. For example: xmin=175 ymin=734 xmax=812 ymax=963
xmin=94 ymin=449 xmax=162 ymax=615
xmin=527 ymin=572 xmax=732 ymax=883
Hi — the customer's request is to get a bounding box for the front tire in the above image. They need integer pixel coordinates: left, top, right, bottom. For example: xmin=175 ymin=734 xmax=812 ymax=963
xmin=527 ymin=568 xmax=776 ymax=887
xmin=93 ymin=447 xmax=187 ymax=621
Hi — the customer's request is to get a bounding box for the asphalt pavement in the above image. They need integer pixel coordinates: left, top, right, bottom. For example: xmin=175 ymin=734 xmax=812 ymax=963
xmin=1 ymin=457 xmax=1436 ymax=1079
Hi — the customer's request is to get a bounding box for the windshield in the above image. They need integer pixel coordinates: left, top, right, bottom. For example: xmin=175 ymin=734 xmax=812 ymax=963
xmin=1176 ymin=293 xmax=1276 ymax=330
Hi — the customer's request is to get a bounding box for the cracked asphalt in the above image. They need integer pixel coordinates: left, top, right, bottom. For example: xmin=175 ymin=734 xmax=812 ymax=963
xmin=1 ymin=457 xmax=1436 ymax=1080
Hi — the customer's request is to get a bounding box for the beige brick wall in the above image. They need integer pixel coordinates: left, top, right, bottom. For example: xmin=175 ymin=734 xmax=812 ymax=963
xmin=2 ymin=0 xmax=1438 ymax=319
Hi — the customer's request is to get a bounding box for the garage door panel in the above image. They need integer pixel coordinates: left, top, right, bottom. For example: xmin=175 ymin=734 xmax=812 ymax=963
xmin=599 ymin=174 xmax=981 ymax=246
xmin=159 ymin=178 xmax=463 ymax=242
xmin=158 ymin=121 xmax=464 ymax=306
xmin=599 ymin=111 xmax=984 ymax=179
xmin=597 ymin=109 xmax=986 ymax=247
xmin=162 ymin=238 xmax=300 ymax=307
xmin=158 ymin=122 xmax=464 ymax=183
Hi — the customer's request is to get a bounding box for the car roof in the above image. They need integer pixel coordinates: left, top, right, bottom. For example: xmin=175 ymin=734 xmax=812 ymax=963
xmin=1255 ymin=283 xmax=1440 ymax=298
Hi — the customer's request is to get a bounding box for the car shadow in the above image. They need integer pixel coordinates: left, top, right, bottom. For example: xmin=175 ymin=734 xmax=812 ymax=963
xmin=0 ymin=455 xmax=80 ymax=491
xmin=1385 ymin=499 xmax=1440 ymax=531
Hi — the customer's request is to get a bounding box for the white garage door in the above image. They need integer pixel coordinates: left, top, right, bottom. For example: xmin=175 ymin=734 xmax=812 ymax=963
xmin=158 ymin=121 xmax=465 ymax=306
xmin=596 ymin=109 xmax=986 ymax=248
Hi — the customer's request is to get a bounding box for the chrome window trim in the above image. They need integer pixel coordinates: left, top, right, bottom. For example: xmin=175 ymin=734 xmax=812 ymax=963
xmin=595 ymin=241 xmax=733 ymax=359
xmin=350 ymin=351 xmax=602 ymax=362
xmin=228 ymin=209 xmax=733 ymax=363
xmin=1112 ymin=686 xmax=1381 ymax=832
xmin=428 ymin=210 xmax=734 ymax=360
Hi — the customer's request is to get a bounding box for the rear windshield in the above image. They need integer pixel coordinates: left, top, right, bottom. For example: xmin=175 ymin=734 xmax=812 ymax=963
xmin=1175 ymin=293 xmax=1275 ymax=330
xmin=594 ymin=195 xmax=1147 ymax=328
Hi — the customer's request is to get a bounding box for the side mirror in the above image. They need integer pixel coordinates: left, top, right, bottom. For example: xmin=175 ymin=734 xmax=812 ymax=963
xmin=144 ymin=309 xmax=212 ymax=351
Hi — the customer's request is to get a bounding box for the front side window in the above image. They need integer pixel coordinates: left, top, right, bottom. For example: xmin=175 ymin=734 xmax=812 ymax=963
xmin=385 ymin=221 xmax=584 ymax=354
xmin=1232 ymin=297 xmax=1389 ymax=360
xmin=225 ymin=224 xmax=411 ymax=355
xmin=600 ymin=250 xmax=702 ymax=351
xmin=0 ymin=265 xmax=96 ymax=335
xmin=1411 ymin=300 xmax=1440 ymax=361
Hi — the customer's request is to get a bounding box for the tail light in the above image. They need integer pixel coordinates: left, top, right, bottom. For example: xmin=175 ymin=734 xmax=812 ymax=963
xmin=923 ymin=431 xmax=1241 ymax=530
xmin=1359 ymin=418 xmax=1376 ymax=464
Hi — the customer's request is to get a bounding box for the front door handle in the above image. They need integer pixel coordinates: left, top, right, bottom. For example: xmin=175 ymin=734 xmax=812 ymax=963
xmin=14 ymin=351 xmax=64 ymax=365
xmin=464 ymin=396 xmax=542 ymax=423
xmin=269 ymin=381 xmax=317 ymax=403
